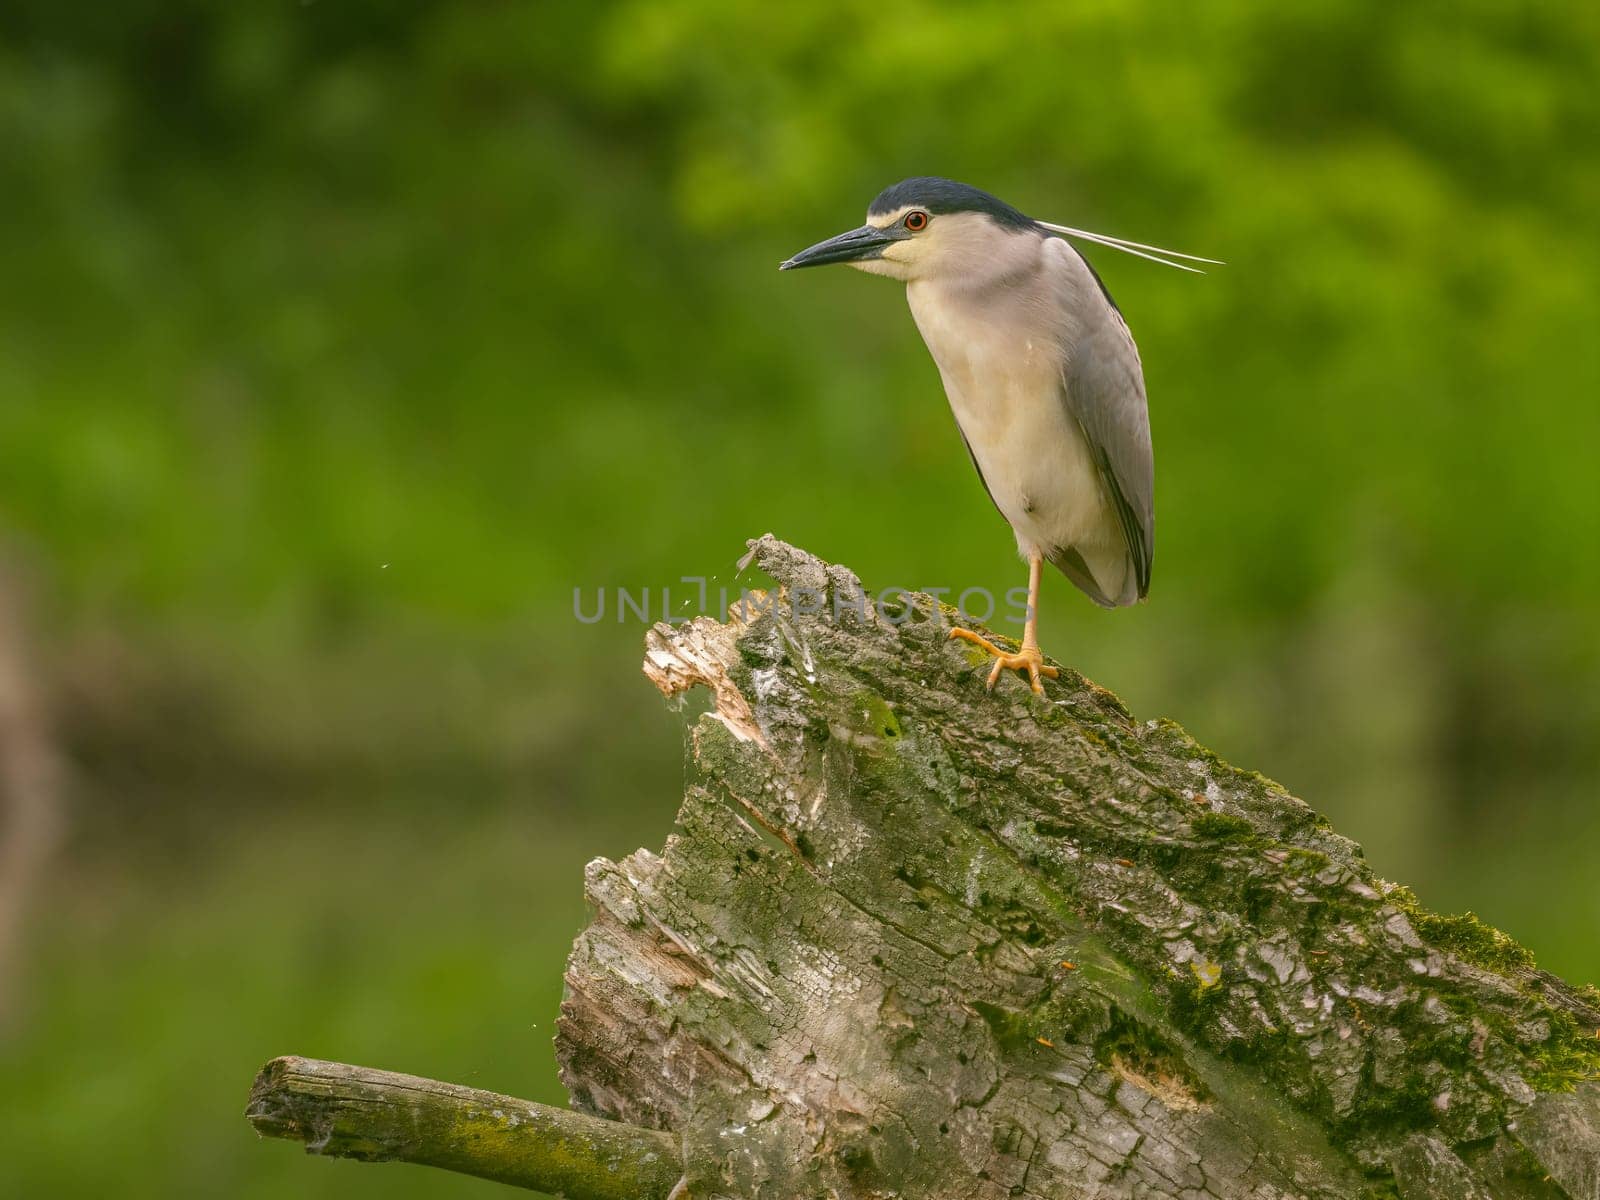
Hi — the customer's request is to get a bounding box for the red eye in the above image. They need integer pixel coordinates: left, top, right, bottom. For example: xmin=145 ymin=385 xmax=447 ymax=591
xmin=904 ymin=210 xmax=928 ymax=232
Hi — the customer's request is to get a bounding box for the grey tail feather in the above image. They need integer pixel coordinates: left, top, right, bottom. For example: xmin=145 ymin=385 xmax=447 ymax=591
xmin=1086 ymin=438 xmax=1152 ymax=601
xmin=1046 ymin=546 xmax=1120 ymax=609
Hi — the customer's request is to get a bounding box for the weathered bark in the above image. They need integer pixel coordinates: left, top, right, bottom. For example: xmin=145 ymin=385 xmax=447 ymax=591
xmin=557 ymin=535 xmax=1600 ymax=1200
xmin=245 ymin=1056 xmax=682 ymax=1199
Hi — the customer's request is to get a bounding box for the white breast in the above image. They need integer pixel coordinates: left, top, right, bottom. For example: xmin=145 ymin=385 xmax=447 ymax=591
xmin=906 ymin=277 xmax=1113 ymax=561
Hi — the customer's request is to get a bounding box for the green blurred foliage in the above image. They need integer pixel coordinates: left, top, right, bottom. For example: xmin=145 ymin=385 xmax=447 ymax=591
xmin=0 ymin=1 xmax=1597 ymax=1195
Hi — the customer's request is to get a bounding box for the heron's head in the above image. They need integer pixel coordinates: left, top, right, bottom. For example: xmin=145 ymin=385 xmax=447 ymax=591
xmin=780 ymin=177 xmax=1038 ymax=284
xmin=780 ymin=177 xmax=1221 ymax=283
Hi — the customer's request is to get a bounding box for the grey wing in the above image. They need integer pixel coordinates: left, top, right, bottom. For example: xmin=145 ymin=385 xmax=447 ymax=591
xmin=1060 ymin=286 xmax=1155 ymax=600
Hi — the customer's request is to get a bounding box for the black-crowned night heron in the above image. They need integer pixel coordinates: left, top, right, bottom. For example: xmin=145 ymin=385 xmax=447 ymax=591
xmin=781 ymin=177 xmax=1217 ymax=695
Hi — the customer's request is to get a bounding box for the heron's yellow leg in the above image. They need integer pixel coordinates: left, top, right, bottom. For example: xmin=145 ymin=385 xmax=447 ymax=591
xmin=948 ymin=554 xmax=1059 ymax=696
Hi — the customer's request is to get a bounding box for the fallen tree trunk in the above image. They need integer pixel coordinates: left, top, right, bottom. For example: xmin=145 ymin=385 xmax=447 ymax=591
xmin=558 ymin=536 xmax=1600 ymax=1200
xmin=248 ymin=536 xmax=1600 ymax=1198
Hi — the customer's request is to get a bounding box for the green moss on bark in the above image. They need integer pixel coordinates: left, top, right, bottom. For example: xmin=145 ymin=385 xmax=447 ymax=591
xmin=560 ymin=537 xmax=1600 ymax=1200
xmin=1190 ymin=811 xmax=1256 ymax=840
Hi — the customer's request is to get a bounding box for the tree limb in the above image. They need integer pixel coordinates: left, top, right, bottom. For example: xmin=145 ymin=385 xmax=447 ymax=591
xmin=245 ymin=1056 xmax=682 ymax=1199
xmin=243 ymin=537 xmax=1600 ymax=1199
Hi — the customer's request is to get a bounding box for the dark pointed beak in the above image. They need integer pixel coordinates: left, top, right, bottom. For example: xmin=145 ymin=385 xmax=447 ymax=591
xmin=779 ymin=224 xmax=897 ymax=271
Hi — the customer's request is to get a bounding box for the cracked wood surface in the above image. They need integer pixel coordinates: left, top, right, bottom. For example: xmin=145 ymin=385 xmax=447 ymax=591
xmin=557 ymin=535 xmax=1600 ymax=1200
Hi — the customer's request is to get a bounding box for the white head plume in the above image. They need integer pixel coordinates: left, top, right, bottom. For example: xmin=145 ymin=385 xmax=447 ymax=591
xmin=1036 ymin=222 xmax=1223 ymax=274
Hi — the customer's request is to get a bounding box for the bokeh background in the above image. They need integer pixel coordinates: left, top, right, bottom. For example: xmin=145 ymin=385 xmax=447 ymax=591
xmin=1 ymin=2 xmax=1597 ymax=1195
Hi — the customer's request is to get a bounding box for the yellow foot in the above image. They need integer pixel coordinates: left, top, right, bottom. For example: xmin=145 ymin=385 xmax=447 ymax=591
xmin=948 ymin=627 xmax=1059 ymax=696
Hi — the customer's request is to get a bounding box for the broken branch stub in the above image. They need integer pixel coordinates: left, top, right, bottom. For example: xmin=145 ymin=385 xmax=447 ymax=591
xmin=245 ymin=1056 xmax=682 ymax=1199
xmin=558 ymin=534 xmax=1600 ymax=1200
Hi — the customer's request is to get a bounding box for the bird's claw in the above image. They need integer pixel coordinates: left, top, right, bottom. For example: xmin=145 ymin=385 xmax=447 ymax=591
xmin=948 ymin=627 xmax=1059 ymax=696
